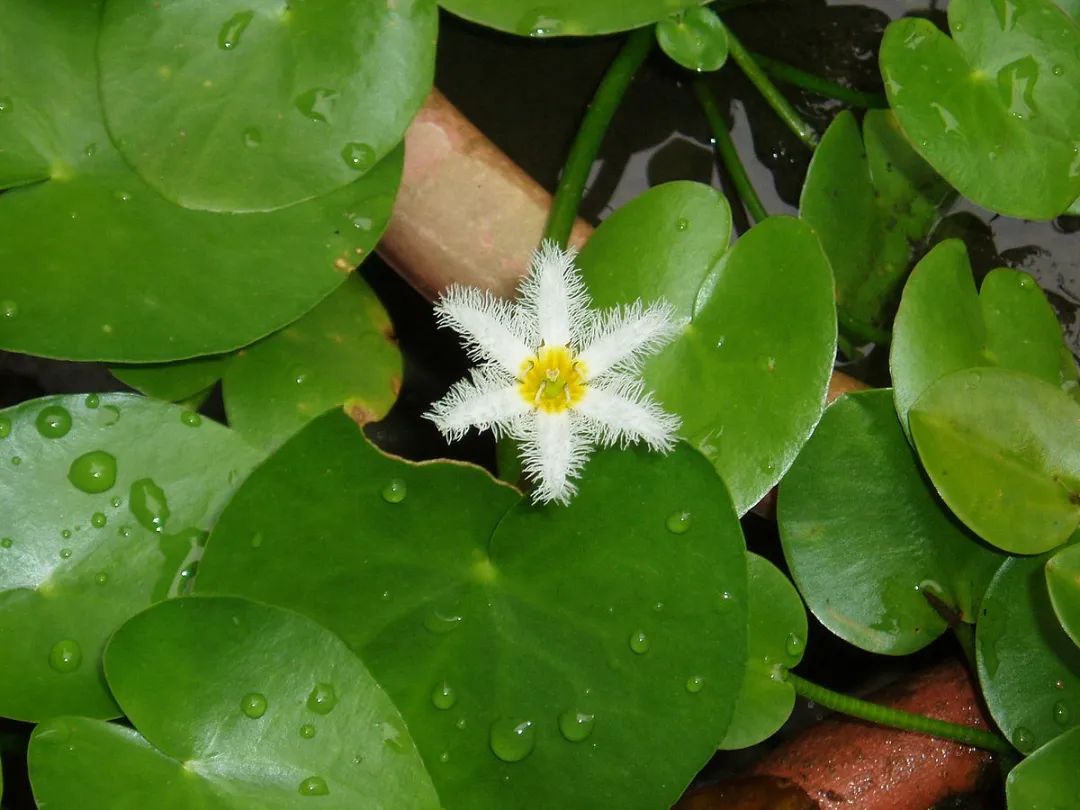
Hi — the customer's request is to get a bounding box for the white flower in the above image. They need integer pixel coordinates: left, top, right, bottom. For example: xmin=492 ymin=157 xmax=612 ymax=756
xmin=425 ymin=240 xmax=682 ymax=505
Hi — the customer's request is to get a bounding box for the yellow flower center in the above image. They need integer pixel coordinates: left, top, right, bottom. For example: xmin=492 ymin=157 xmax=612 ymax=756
xmin=519 ymin=345 xmax=587 ymax=413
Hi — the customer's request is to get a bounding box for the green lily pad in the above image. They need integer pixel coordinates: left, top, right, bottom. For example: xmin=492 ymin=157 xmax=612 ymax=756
xmin=976 ymin=551 xmax=1080 ymax=755
xmin=780 ymin=389 xmax=1004 ymax=655
xmin=1006 ymin=725 xmax=1080 ymax=807
xmin=223 ymin=273 xmax=401 ymax=451
xmin=98 ymin=0 xmax=435 ymax=213
xmin=799 ymin=110 xmax=952 ymax=342
xmin=0 ymin=0 xmax=401 ymax=362
xmin=656 ymin=7 xmax=729 ymax=72
xmin=439 ymin=0 xmax=706 ymax=36
xmin=0 ymin=393 xmax=259 ymax=721
xmin=1046 ymin=543 xmax=1080 ymax=648
xmin=111 ymin=355 xmax=232 ymax=403
xmin=196 ymin=411 xmax=750 ymax=809
xmin=577 ymin=185 xmax=836 ymax=515
xmin=719 ymin=553 xmax=807 ymax=750
xmin=910 ymin=367 xmax=1080 ymax=555
xmin=28 ymin=596 xmax=441 ymax=808
xmin=891 ymin=239 xmax=1079 ymax=431
xmin=879 ymin=0 xmax=1080 ymax=219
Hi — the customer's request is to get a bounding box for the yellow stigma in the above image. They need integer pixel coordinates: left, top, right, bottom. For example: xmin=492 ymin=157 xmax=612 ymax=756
xmin=519 ymin=345 xmax=587 ymax=413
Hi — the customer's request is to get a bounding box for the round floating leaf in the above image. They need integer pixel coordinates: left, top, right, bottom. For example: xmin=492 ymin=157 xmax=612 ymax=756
xmin=780 ymin=389 xmax=1004 ymax=655
xmin=800 ymin=110 xmax=952 ymax=341
xmin=439 ymin=0 xmax=706 ymax=36
xmin=891 ymin=239 xmax=1078 ymax=431
xmin=1006 ymin=725 xmax=1080 ymax=807
xmin=911 ymin=367 xmax=1080 ymax=555
xmin=578 ymin=190 xmax=836 ymax=515
xmin=111 ymin=354 xmax=232 ymax=403
xmin=719 ymin=553 xmax=807 ymax=750
xmin=0 ymin=0 xmax=400 ymax=362
xmin=0 ymin=394 xmax=259 ymax=721
xmin=29 ymin=597 xmax=440 ymax=809
xmin=977 ymin=551 xmax=1080 ymax=754
xmin=197 ymin=411 xmax=750 ymax=810
xmin=223 ymin=273 xmax=401 ymax=451
xmin=879 ymin=0 xmax=1080 ymax=219
xmin=656 ymin=7 xmax=729 ymax=72
xmin=1046 ymin=543 xmax=1080 ymax=648
xmin=98 ymin=0 xmax=435 ymax=213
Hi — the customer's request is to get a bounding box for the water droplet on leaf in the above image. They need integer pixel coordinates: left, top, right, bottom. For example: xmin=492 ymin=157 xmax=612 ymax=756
xmin=129 ymin=478 xmax=170 ymax=533
xmin=91 ymin=512 xmax=107 ymax=529
xmin=1014 ymin=726 xmax=1035 ymax=751
xmin=68 ymin=450 xmax=117 ymax=494
xmin=36 ymin=406 xmax=72 ymax=439
xmin=295 ymin=88 xmax=338 ymax=123
xmin=218 ymin=10 xmax=254 ymax=50
xmin=0 ymin=537 xmax=12 ymax=549
xmin=242 ymin=126 xmax=262 ymax=148
xmin=48 ymin=639 xmax=82 ymax=673
xmin=1 ymin=300 xmax=17 ymax=319
xmin=629 ymin=630 xmax=650 ymax=654
xmin=298 ymin=776 xmax=329 ymax=797
xmin=1053 ymin=701 xmax=1070 ymax=726
xmin=299 ymin=723 xmax=316 ymax=739
xmin=558 ymin=710 xmax=595 ymax=742
xmin=431 ymin=681 xmax=457 ymax=710
xmin=0 ymin=416 xmax=10 ymax=438
xmin=85 ymin=394 xmax=100 ymax=409
xmin=307 ymin=682 xmax=337 ymax=715
xmin=180 ymin=411 xmax=201 ymax=427
xmin=382 ymin=478 xmax=407 ymax=503
xmin=341 ymin=142 xmax=375 ymax=172
xmin=686 ymin=676 xmax=705 ymax=693
xmin=94 ymin=571 xmax=108 ymax=586
xmin=666 ymin=510 xmax=691 ymax=534
xmin=785 ymin=633 xmax=804 ymax=657
xmin=241 ymin=692 xmax=268 ymax=718
xmin=59 ymin=548 xmax=72 ymax=559
xmin=489 ymin=718 xmax=536 ymax=762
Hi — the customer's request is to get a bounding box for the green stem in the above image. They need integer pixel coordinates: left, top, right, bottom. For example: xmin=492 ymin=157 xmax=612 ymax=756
xmin=724 ymin=27 xmax=819 ymax=148
xmin=692 ymin=79 xmax=768 ymax=224
xmin=543 ymin=27 xmax=653 ymax=248
xmin=749 ymin=52 xmax=889 ymax=109
xmin=784 ymin=671 xmax=1014 ymax=754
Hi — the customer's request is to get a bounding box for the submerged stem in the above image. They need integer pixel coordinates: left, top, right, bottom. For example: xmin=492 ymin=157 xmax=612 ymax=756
xmin=724 ymin=27 xmax=819 ymax=148
xmin=544 ymin=27 xmax=653 ymax=248
xmin=693 ymin=79 xmax=768 ymax=224
xmin=749 ymin=52 xmax=889 ymax=109
xmin=784 ymin=670 xmax=1014 ymax=754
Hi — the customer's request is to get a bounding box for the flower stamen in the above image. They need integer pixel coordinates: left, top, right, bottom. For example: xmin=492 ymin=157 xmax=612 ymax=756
xmin=520 ymin=345 xmax=587 ymax=414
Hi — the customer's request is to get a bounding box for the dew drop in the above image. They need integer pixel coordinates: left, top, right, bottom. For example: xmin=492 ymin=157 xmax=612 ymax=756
xmin=36 ymin=405 xmax=72 ymax=439
xmin=629 ymin=630 xmax=650 ymax=655
xmin=68 ymin=451 xmax=117 ymax=494
xmin=129 ymin=478 xmax=170 ymax=533
xmin=686 ymin=675 xmax=705 ymax=693
xmin=558 ymin=709 xmax=595 ymax=742
xmin=951 ymin=20 xmax=964 ymax=32
xmin=1014 ymin=726 xmax=1035 ymax=751
xmin=666 ymin=510 xmax=692 ymax=534
xmin=351 ymin=216 xmax=373 ymax=231
xmin=48 ymin=639 xmax=82 ymax=673
xmin=0 ymin=416 xmax=10 ymax=438
xmin=1053 ymin=701 xmax=1070 ymax=726
xmin=676 ymin=217 xmax=690 ymax=232
xmin=85 ymin=394 xmax=100 ymax=409
xmin=218 ymin=10 xmax=254 ymax=50
xmin=111 ymin=496 xmax=122 ymax=508
xmin=1053 ymin=64 xmax=1065 ymax=77
xmin=61 ymin=528 xmax=72 ymax=539
xmin=250 ymin=532 xmax=264 ymax=549
xmin=94 ymin=571 xmax=109 ymax=586
xmin=59 ymin=548 xmax=72 ymax=559
xmin=0 ymin=97 xmax=12 ymax=113
xmin=180 ymin=411 xmax=201 ymax=427
xmin=1 ymin=300 xmax=17 ymax=319
xmin=431 ymin=681 xmax=457 ymax=710
xmin=240 ymin=692 xmax=268 ymax=719
xmin=341 ymin=142 xmax=376 ymax=172
xmin=294 ymin=88 xmax=338 ymax=123
xmin=299 ymin=723 xmax=316 ymax=739
xmin=439 ymin=751 xmax=450 ymax=763
xmin=307 ymin=682 xmax=337 ymax=715
xmin=382 ymin=478 xmax=407 ymax=503
xmin=424 ymin=609 xmax=463 ymax=634
xmin=298 ymin=776 xmax=329 ymax=797
xmin=489 ymin=718 xmax=536 ymax=762
xmin=91 ymin=512 xmax=107 ymax=529
xmin=519 ymin=7 xmax=563 ymax=37
xmin=10 ymin=456 xmax=21 ymax=466
xmin=0 ymin=537 xmax=12 ymax=549
xmin=241 ymin=126 xmax=262 ymax=148
xmin=785 ymin=633 xmax=804 ymax=657
xmin=115 ymin=191 xmax=131 ymax=203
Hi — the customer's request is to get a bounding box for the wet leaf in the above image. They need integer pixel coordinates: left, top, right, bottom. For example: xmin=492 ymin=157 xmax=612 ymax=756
xmin=656 ymin=8 xmax=729 ymax=73
xmin=1006 ymin=725 xmax=1080 ymax=807
xmin=780 ymin=389 xmax=1004 ymax=654
xmin=28 ymin=597 xmax=440 ymax=809
xmin=1046 ymin=543 xmax=1080 ymax=648
xmin=439 ymin=0 xmax=707 ymax=36
xmin=196 ymin=411 xmax=750 ymax=810
xmin=0 ymin=394 xmax=259 ymax=721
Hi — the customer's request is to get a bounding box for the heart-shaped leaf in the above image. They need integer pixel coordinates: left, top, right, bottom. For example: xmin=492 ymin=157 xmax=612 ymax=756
xmin=0 ymin=394 xmax=259 ymax=721
xmin=719 ymin=553 xmax=807 ymax=750
xmin=1006 ymin=725 xmax=1080 ymax=807
xmin=656 ymin=7 xmax=729 ymax=73
xmin=438 ymin=0 xmax=707 ymax=36
xmin=223 ymin=273 xmax=402 ymax=450
xmin=111 ymin=355 xmax=232 ymax=403
xmin=799 ymin=110 xmax=951 ymax=341
xmin=196 ymin=411 xmax=750 ymax=809
xmin=98 ymin=0 xmax=435 ymax=213
xmin=879 ymin=0 xmax=1080 ymax=219
xmin=1046 ymin=543 xmax=1080 ymax=648
xmin=0 ymin=0 xmax=400 ymax=362
xmin=28 ymin=596 xmax=440 ymax=808
xmin=577 ymin=184 xmax=837 ymax=514
xmin=976 ymin=551 xmax=1080 ymax=754
xmin=911 ymin=367 xmax=1080 ymax=555
xmin=780 ymin=389 xmax=1004 ymax=654
xmin=891 ymin=239 xmax=1078 ymax=431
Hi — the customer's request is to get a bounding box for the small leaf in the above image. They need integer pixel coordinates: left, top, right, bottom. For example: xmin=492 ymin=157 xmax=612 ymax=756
xmin=780 ymin=389 xmax=1004 ymax=654
xmin=911 ymin=367 xmax=1080 ymax=555
xmin=1046 ymin=543 xmax=1080 ymax=648
xmin=439 ymin=0 xmax=708 ymax=37
xmin=977 ymin=551 xmax=1080 ymax=754
xmin=28 ymin=597 xmax=440 ymax=809
xmin=111 ymin=354 xmax=232 ymax=402
xmin=656 ymin=8 xmax=729 ymax=72
xmin=1006 ymin=725 xmax=1080 ymax=807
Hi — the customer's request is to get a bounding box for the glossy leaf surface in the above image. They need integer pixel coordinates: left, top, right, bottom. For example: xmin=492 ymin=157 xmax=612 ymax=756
xmin=1006 ymin=725 xmax=1080 ymax=808
xmin=656 ymin=7 xmax=729 ymax=72
xmin=1046 ymin=543 xmax=1080 ymax=648
xmin=438 ymin=0 xmax=707 ymax=36
xmin=111 ymin=355 xmax=232 ymax=403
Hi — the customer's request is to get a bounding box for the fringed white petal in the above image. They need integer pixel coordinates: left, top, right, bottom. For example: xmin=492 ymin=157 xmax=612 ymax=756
xmin=517 ymin=240 xmax=591 ymax=348
xmin=434 ymin=285 xmax=532 ymax=374
xmin=578 ymin=299 xmax=681 ymax=381
xmin=576 ymin=376 xmax=680 ymax=453
xmin=424 ymin=369 xmax=528 ymax=442
xmin=517 ymin=411 xmax=590 ymax=505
